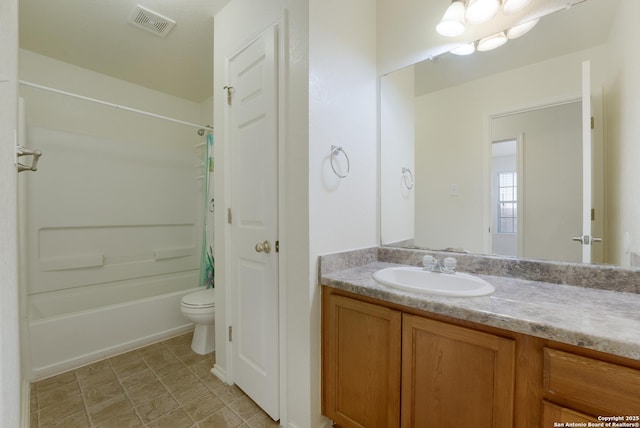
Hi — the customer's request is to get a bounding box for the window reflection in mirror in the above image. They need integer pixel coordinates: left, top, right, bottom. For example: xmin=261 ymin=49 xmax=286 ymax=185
xmin=491 ymin=140 xmax=518 ymax=257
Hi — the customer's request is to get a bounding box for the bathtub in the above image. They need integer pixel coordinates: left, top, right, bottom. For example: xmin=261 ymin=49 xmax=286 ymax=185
xmin=29 ymin=273 xmax=199 ymax=381
xmin=23 ymin=127 xmax=206 ymax=381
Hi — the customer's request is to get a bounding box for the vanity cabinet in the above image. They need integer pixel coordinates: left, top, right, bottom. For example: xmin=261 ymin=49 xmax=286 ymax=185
xmin=322 ymin=288 xmax=515 ymax=428
xmin=322 ymin=286 xmax=640 ymax=428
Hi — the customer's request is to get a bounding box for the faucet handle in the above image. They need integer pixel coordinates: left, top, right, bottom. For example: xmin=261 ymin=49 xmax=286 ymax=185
xmin=443 ymin=257 xmax=457 ymax=272
xmin=422 ymin=255 xmax=437 ymax=269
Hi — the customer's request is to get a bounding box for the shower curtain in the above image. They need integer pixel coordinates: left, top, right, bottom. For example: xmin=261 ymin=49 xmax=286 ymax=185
xmin=198 ymin=133 xmax=214 ymax=288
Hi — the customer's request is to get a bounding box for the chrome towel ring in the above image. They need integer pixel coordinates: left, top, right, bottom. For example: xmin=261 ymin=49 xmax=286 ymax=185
xmin=402 ymin=167 xmax=414 ymax=190
xmin=330 ymin=145 xmax=350 ymax=178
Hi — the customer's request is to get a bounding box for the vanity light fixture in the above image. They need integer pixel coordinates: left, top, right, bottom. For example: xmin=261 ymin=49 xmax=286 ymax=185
xmin=477 ymin=31 xmax=508 ymax=51
xmin=436 ymin=0 xmax=542 ymax=56
xmin=506 ymin=18 xmax=539 ymax=38
xmin=450 ymin=42 xmax=476 ymax=55
xmin=465 ymin=0 xmax=501 ymax=24
xmin=501 ymin=0 xmax=532 ymax=15
xmin=436 ymin=1 xmax=466 ymax=37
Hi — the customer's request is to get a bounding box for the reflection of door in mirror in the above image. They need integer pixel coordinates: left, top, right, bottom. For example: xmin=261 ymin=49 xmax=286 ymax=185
xmin=490 ymin=102 xmax=592 ymax=264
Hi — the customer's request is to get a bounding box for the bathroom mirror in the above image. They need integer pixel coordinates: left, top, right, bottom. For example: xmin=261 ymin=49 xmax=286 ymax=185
xmin=380 ymin=0 xmax=640 ymax=268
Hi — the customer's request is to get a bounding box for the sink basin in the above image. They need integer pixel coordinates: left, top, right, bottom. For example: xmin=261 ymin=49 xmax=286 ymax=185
xmin=373 ymin=267 xmax=495 ymax=297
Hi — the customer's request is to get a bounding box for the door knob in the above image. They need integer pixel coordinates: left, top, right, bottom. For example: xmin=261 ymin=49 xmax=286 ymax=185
xmin=255 ymin=240 xmax=271 ymax=254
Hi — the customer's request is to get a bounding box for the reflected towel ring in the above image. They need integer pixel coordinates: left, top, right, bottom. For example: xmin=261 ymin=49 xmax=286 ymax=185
xmin=402 ymin=167 xmax=414 ymax=190
xmin=330 ymin=145 xmax=350 ymax=178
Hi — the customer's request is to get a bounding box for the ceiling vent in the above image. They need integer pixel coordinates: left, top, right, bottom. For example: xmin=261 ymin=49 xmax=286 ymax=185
xmin=128 ymin=5 xmax=176 ymax=37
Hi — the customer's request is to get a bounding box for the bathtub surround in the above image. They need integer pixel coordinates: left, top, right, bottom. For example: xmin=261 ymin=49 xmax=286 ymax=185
xmin=23 ymin=125 xmax=202 ymax=380
xmin=19 ymin=49 xmax=211 ymax=381
xmin=320 ymin=247 xmax=640 ymax=360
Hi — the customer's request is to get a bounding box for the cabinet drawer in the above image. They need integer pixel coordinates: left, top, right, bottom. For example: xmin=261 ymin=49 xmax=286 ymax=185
xmin=543 ymin=348 xmax=640 ymax=415
xmin=541 ymin=401 xmax=598 ymax=427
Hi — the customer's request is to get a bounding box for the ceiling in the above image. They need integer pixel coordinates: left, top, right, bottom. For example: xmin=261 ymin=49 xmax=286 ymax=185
xmin=19 ymin=0 xmax=230 ymax=103
xmin=414 ymin=0 xmax=619 ymax=95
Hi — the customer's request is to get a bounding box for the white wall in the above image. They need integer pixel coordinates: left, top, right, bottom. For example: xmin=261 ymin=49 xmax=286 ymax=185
xmin=283 ymin=1 xmax=312 ymax=424
xmin=308 ymin=0 xmax=378 ymax=426
xmin=380 ymin=66 xmax=415 ymax=245
xmin=308 ymin=0 xmax=378 ymax=255
xmin=413 ymin=46 xmax=608 ymax=254
xmin=604 ymin=0 xmax=640 ymax=266
xmin=19 ymin=50 xmax=203 ymax=149
xmin=0 ymin=0 xmax=22 ymax=425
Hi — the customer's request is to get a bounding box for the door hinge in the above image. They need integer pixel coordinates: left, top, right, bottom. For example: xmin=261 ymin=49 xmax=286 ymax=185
xmin=591 ymin=208 xmax=595 ymax=221
xmin=591 ymin=116 xmax=595 ymax=129
xmin=228 ymin=326 xmax=232 ymax=342
xmin=227 ymin=208 xmax=232 ymax=224
xmin=275 ymin=240 xmax=279 ymax=253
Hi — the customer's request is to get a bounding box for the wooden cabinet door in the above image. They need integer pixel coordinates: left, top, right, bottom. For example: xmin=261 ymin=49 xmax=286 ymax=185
xmin=401 ymin=314 xmax=515 ymax=428
xmin=322 ymin=291 xmax=402 ymax=428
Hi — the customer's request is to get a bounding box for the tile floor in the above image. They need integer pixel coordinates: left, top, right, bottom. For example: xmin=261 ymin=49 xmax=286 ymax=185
xmin=30 ymin=332 xmax=280 ymax=428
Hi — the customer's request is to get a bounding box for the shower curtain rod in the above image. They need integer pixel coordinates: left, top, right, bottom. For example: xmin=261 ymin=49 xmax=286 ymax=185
xmin=19 ymin=80 xmax=214 ymax=133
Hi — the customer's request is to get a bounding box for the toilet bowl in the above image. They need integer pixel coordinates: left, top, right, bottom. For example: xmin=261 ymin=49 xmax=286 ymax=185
xmin=180 ymin=288 xmax=215 ymax=355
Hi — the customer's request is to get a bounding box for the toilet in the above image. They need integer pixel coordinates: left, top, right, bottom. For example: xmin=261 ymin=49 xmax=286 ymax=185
xmin=180 ymin=288 xmax=216 ymax=355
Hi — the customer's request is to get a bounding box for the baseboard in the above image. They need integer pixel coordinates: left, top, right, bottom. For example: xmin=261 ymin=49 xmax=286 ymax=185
xmin=211 ymin=364 xmax=227 ymax=383
xmin=285 ymin=418 xmax=333 ymax=428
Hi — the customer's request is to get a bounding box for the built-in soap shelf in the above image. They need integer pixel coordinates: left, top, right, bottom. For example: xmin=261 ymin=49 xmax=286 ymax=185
xmin=40 ymin=254 xmax=105 ymax=272
xmin=193 ymin=141 xmax=208 ymax=181
xmin=39 ymin=246 xmax=195 ymax=272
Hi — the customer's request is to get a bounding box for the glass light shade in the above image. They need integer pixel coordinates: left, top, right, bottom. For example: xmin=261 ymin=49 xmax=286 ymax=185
xmin=465 ymin=0 xmax=500 ymax=24
xmin=436 ymin=1 xmax=466 ymax=37
xmin=506 ymin=18 xmax=539 ymax=39
xmin=450 ymin=42 xmax=476 ymax=56
xmin=502 ymin=0 xmax=532 ymax=15
xmin=477 ymin=31 xmax=508 ymax=51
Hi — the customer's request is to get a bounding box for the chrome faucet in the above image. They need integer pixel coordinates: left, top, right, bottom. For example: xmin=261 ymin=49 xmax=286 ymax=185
xmin=422 ymin=255 xmax=457 ymax=274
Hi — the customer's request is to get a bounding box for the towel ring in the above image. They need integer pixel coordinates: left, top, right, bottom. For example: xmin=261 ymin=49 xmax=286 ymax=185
xmin=330 ymin=145 xmax=350 ymax=178
xmin=402 ymin=167 xmax=414 ymax=190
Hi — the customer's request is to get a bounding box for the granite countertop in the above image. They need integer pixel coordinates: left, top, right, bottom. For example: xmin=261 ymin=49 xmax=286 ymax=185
xmin=321 ymin=260 xmax=640 ymax=361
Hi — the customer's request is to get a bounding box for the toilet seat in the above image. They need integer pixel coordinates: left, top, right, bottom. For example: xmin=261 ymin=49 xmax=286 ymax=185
xmin=181 ymin=289 xmax=215 ymax=308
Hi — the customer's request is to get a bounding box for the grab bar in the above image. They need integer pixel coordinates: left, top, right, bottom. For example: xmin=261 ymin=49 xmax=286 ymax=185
xmin=17 ymin=145 xmax=42 ymax=173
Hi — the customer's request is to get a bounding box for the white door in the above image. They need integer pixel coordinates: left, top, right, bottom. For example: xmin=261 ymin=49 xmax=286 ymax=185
xmin=228 ymin=25 xmax=280 ymax=420
xmin=578 ymin=60 xmax=594 ymax=263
